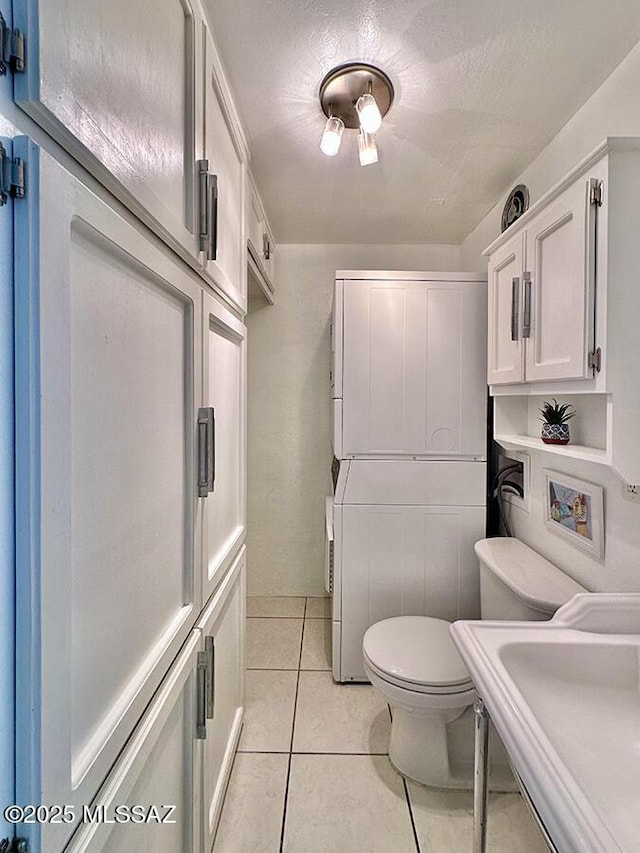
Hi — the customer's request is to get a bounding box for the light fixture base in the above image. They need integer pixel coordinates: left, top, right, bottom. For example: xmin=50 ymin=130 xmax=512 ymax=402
xmin=319 ymin=62 xmax=394 ymax=129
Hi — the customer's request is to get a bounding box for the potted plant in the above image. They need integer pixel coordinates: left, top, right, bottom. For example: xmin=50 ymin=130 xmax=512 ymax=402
xmin=539 ymin=399 xmax=576 ymax=445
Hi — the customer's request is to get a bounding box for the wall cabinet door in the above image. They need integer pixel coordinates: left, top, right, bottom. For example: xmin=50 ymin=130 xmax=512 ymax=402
xmin=14 ymin=140 xmax=202 ymax=852
xmin=203 ymin=28 xmax=246 ymax=309
xmin=342 ymin=279 xmax=487 ymax=457
xmin=487 ymin=232 xmax=525 ymax=385
xmin=15 ymin=0 xmax=200 ymax=260
xmin=65 ymin=631 xmax=202 ymax=853
xmin=524 ymin=176 xmax=596 ymax=382
xmin=201 ymin=292 xmax=246 ymax=603
xmin=197 ymin=547 xmax=245 ymax=852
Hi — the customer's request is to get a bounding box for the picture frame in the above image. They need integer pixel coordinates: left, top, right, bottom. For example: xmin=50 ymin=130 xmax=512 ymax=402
xmin=543 ymin=469 xmax=604 ymax=558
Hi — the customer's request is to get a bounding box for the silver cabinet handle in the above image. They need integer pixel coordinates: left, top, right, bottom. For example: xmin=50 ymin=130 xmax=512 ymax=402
xmin=522 ymin=271 xmax=532 ymax=339
xmin=197 ymin=407 xmax=215 ymax=497
xmin=196 ymin=651 xmax=208 ymax=739
xmin=205 ymin=635 xmax=215 ymax=719
xmin=196 ymin=159 xmax=210 ymax=253
xmin=510 ymin=276 xmax=520 ymax=341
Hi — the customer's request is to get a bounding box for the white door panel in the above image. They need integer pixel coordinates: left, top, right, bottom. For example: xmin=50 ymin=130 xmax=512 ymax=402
xmin=339 ymin=504 xmax=485 ymax=681
xmin=15 ymin=0 xmax=198 ymax=257
xmin=197 ymin=548 xmax=245 ymax=852
xmin=201 ymin=292 xmax=246 ymax=601
xmin=341 ymin=279 xmax=486 ymax=457
xmin=65 ymin=631 xmax=201 ymax=853
xmin=14 ymin=141 xmax=202 ymax=851
xmin=487 ymin=233 xmax=525 ymax=385
xmin=525 ymin=178 xmax=595 ymax=382
xmin=203 ymin=28 xmax=246 ymax=309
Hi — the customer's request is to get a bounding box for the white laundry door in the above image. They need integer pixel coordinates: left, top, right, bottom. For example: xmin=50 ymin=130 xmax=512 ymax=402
xmin=13 ymin=139 xmax=202 ymax=852
xmin=14 ymin=0 xmax=199 ymax=258
xmin=0 ymin=136 xmax=15 ymax=847
xmin=201 ymin=292 xmax=246 ymax=603
xmin=339 ymin=503 xmax=485 ymax=681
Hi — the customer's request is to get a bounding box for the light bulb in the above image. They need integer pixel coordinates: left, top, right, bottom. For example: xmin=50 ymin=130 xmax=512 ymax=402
xmin=358 ymin=130 xmax=378 ymax=166
xmin=320 ymin=116 xmax=344 ymax=156
xmin=355 ymin=92 xmax=382 ymax=134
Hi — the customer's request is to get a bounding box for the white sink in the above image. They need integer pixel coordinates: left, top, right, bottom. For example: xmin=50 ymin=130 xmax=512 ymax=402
xmin=451 ymin=593 xmax=640 ymax=853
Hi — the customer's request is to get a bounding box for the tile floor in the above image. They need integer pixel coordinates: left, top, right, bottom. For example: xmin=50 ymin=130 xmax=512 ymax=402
xmin=213 ymin=597 xmax=548 ymax=853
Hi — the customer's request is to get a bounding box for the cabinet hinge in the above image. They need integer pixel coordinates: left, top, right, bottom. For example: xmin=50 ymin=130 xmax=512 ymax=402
xmin=589 ymin=178 xmax=603 ymax=207
xmin=1 ymin=839 xmax=28 ymax=853
xmin=0 ymin=141 xmax=25 ymax=206
xmin=0 ymin=12 xmax=25 ymax=75
xmin=588 ymin=347 xmax=602 ymax=373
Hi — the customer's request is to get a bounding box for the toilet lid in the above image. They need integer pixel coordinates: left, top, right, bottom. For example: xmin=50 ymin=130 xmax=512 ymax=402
xmin=362 ymin=616 xmax=472 ymax=689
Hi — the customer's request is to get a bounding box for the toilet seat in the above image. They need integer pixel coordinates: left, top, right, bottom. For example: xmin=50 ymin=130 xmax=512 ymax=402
xmin=362 ymin=616 xmax=473 ymax=695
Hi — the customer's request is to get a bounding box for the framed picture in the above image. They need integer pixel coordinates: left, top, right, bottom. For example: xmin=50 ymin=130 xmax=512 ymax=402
xmin=543 ymin=469 xmax=604 ymax=558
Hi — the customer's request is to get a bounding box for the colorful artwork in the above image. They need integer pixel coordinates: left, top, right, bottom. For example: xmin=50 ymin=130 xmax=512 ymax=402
xmin=543 ymin=469 xmax=604 ymax=558
xmin=548 ymin=481 xmax=592 ymax=540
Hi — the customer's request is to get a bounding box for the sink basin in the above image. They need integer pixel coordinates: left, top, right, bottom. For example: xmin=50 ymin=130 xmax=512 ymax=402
xmin=451 ymin=593 xmax=640 ymax=853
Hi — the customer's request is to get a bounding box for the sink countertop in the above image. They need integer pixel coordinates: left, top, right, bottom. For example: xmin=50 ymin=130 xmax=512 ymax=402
xmin=451 ymin=593 xmax=640 ymax=853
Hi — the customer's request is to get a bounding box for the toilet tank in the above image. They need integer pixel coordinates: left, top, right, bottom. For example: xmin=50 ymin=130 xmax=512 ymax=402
xmin=475 ymin=537 xmax=587 ymax=620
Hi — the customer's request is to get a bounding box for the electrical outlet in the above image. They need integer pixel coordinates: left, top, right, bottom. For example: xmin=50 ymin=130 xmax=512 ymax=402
xmin=622 ymin=482 xmax=640 ymax=502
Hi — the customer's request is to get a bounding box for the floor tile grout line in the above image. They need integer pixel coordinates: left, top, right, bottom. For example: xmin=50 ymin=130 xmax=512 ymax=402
xmin=402 ymin=776 xmax=422 ymax=853
xmin=279 ymin=612 xmax=305 ymax=852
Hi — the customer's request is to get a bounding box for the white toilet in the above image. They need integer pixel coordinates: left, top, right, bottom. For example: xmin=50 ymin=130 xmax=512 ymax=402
xmin=362 ymin=537 xmax=587 ymax=789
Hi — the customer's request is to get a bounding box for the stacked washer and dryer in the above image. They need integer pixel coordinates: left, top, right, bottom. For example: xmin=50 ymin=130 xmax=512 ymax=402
xmin=326 ymin=270 xmax=489 ymax=682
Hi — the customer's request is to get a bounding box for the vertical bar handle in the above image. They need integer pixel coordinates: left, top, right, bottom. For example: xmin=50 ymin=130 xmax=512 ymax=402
xmin=196 ymin=160 xmax=209 ymax=253
xmin=207 ymin=174 xmax=218 ymax=261
xmin=197 ymin=407 xmax=215 ymax=497
xmin=205 ymin=635 xmax=215 ymax=719
xmin=196 ymin=651 xmax=208 ymax=739
xmin=510 ymin=276 xmax=520 ymax=341
xmin=522 ymin=271 xmax=532 ymax=339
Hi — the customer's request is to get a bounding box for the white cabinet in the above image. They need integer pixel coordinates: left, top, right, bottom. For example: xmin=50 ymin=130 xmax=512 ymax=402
xmin=246 ymin=175 xmax=276 ymax=305
xmin=201 ymin=292 xmax=247 ymax=603
xmin=336 ymin=273 xmax=487 ymax=458
xmin=197 ymin=547 xmax=245 ymax=851
xmin=488 ymin=138 xmax=640 ymax=483
xmin=487 ymin=171 xmax=599 ymax=386
xmin=16 ymin=0 xmax=201 ymax=261
xmin=65 ymin=549 xmax=245 ymax=853
xmin=202 ymin=27 xmax=247 ymax=309
xmin=14 ymin=142 xmax=204 ymax=853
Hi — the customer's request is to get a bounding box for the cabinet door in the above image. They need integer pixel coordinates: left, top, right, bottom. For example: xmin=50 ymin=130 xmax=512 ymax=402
xmin=201 ymin=292 xmax=246 ymax=602
xmin=14 ymin=140 xmax=202 ymax=852
xmin=0 ymin=137 xmax=15 ymax=845
xmin=525 ymin=177 xmax=596 ymax=382
xmin=203 ymin=28 xmax=246 ymax=309
xmin=65 ymin=631 xmax=202 ymax=853
xmin=15 ymin=0 xmax=200 ymax=260
xmin=340 ymin=504 xmax=485 ymax=681
xmin=197 ymin=548 xmax=245 ymax=852
xmin=342 ymin=279 xmax=486 ymax=457
xmin=487 ymin=232 xmax=525 ymax=385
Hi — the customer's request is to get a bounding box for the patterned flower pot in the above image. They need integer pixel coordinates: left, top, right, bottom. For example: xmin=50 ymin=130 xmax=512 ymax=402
xmin=541 ymin=423 xmax=570 ymax=445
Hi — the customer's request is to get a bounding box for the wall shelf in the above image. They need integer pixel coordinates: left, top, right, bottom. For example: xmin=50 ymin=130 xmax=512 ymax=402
xmin=494 ymin=433 xmax=610 ymax=466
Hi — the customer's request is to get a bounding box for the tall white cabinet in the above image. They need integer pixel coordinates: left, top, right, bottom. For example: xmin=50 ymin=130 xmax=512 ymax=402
xmin=2 ymin=0 xmax=251 ymax=851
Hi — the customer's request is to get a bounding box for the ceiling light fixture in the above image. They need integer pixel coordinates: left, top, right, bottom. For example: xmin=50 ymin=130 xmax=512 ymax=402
xmin=319 ymin=62 xmax=393 ymax=166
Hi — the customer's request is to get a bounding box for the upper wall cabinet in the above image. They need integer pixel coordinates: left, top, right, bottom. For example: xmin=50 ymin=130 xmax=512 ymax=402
xmin=246 ymin=173 xmax=276 ymax=306
xmin=15 ymin=0 xmax=201 ymax=261
xmin=487 ymin=169 xmax=600 ymax=386
xmin=487 ymin=138 xmax=640 ymax=483
xmin=200 ymin=25 xmax=248 ymax=311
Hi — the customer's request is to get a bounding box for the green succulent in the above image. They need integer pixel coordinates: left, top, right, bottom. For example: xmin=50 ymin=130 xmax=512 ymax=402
xmin=539 ymin=398 xmax=576 ymax=425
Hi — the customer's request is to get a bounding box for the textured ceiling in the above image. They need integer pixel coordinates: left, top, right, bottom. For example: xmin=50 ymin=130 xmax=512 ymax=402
xmin=206 ymin=0 xmax=640 ymax=244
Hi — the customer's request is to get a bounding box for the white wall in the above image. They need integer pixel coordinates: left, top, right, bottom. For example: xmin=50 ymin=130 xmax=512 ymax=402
xmin=246 ymin=243 xmax=462 ymax=596
xmin=462 ymin=41 xmax=640 ymax=594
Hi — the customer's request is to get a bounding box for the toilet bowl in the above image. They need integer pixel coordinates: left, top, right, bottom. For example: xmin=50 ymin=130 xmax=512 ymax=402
xmin=362 ymin=537 xmax=587 ymax=789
